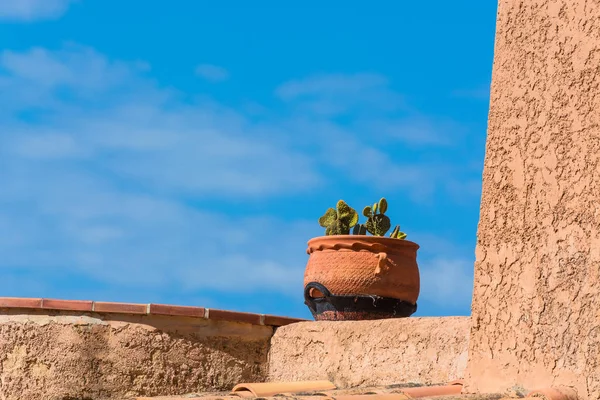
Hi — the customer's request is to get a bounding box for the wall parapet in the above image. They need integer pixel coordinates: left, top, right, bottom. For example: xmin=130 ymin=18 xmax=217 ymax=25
xmin=0 ymin=297 xmax=305 ymax=327
xmin=0 ymin=300 xmax=471 ymax=399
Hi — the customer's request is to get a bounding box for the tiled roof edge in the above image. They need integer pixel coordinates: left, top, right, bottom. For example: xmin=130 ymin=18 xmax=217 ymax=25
xmin=0 ymin=297 xmax=305 ymax=327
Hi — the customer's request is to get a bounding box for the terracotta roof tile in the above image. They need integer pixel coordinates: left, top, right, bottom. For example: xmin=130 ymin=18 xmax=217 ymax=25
xmin=149 ymin=303 xmax=206 ymax=318
xmin=0 ymin=296 xmax=304 ymax=327
xmin=42 ymin=299 xmax=93 ymax=311
xmin=134 ymin=382 xmax=577 ymax=400
xmin=93 ymin=301 xmax=148 ymax=314
xmin=398 ymin=384 xmax=462 ymax=398
xmin=231 ymin=380 xmax=336 ymax=397
xmin=137 ymin=380 xmax=478 ymax=400
xmin=263 ymin=314 xmax=305 ymax=326
xmin=0 ymin=297 xmax=42 ymax=308
xmin=207 ymin=309 xmax=263 ymax=325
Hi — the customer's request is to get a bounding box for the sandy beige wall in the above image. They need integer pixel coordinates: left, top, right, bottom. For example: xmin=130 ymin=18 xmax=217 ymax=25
xmin=0 ymin=308 xmax=472 ymax=399
xmin=465 ymin=0 xmax=600 ymax=398
xmin=268 ymin=317 xmax=470 ymax=388
xmin=0 ymin=310 xmax=272 ymax=400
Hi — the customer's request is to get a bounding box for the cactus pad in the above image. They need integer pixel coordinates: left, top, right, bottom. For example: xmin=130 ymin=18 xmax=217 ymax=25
xmin=319 ymin=197 xmax=406 ymax=239
xmin=319 ymin=200 xmax=358 ymax=236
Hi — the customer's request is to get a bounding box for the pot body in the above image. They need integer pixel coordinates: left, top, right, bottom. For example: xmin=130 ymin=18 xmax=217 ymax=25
xmin=304 ymin=235 xmax=420 ymax=304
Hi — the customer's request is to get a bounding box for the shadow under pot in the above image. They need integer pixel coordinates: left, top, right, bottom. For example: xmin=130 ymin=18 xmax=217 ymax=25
xmin=303 ymin=235 xmax=420 ymax=321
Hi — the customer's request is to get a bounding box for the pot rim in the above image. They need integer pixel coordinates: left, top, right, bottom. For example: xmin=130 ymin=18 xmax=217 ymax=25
xmin=307 ymin=234 xmax=419 ymax=250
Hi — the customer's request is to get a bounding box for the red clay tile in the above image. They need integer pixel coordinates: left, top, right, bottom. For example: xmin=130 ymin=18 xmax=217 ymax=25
xmin=0 ymin=297 xmax=43 ymax=308
xmin=207 ymin=309 xmax=262 ymax=325
xmin=42 ymin=299 xmax=93 ymax=312
xmin=231 ymin=380 xmax=336 ymax=397
xmin=399 ymin=384 xmax=462 ymax=398
xmin=263 ymin=314 xmax=305 ymax=327
xmin=149 ymin=304 xmax=205 ymax=318
xmin=93 ymin=301 xmax=148 ymax=314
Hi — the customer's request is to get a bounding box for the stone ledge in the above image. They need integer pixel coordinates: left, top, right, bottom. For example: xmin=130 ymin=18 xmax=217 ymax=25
xmin=268 ymin=317 xmax=471 ymax=389
xmin=0 ymin=297 xmax=304 ymax=327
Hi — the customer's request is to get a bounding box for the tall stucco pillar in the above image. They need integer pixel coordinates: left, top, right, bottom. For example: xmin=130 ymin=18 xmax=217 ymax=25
xmin=464 ymin=1 xmax=600 ymax=399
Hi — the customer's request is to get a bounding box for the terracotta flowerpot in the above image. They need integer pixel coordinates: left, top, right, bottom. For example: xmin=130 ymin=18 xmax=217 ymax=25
xmin=303 ymin=235 xmax=420 ymax=321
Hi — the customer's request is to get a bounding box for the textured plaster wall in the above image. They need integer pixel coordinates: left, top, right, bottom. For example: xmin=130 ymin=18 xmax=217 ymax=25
xmin=465 ymin=0 xmax=600 ymax=398
xmin=268 ymin=317 xmax=470 ymax=388
xmin=0 ymin=310 xmax=272 ymax=400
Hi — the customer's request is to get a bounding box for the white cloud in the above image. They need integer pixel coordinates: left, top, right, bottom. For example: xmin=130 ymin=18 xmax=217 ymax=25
xmin=0 ymin=0 xmax=75 ymax=21
xmin=276 ymin=73 xmax=405 ymax=116
xmin=360 ymin=115 xmax=465 ymax=147
xmin=0 ymin=44 xmax=333 ymax=301
xmin=274 ymin=74 xmax=484 ymax=203
xmin=0 ymin=46 xmax=320 ymax=197
xmin=0 ymin=47 xmax=471 ymax=201
xmin=275 ymin=118 xmax=444 ymax=201
xmin=0 ymin=44 xmax=478 ymax=303
xmin=1 ymin=46 xmax=136 ymax=89
xmin=12 ymin=132 xmax=86 ymax=159
xmin=195 ymin=63 xmax=229 ymax=82
xmin=0 ymin=45 xmax=324 ymax=297
xmin=276 ymin=73 xmax=388 ymax=100
xmin=0 ymin=162 xmax=319 ymax=294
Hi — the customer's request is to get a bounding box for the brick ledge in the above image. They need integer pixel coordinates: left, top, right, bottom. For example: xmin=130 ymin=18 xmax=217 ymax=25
xmin=0 ymin=297 xmax=305 ymax=327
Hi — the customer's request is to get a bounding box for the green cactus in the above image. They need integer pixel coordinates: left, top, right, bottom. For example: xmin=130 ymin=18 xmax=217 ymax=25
xmin=364 ymin=198 xmax=391 ymax=236
xmin=352 ymin=223 xmax=367 ymax=235
xmin=319 ymin=200 xmax=359 ymax=235
xmin=389 ymin=225 xmax=407 ymax=240
xmin=319 ymin=198 xmax=406 ymax=239
xmin=378 ymin=198 xmax=388 ymax=213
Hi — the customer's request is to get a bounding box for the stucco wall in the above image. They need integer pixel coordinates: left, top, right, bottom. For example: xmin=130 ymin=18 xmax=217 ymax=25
xmin=0 ymin=310 xmax=272 ymax=400
xmin=464 ymin=0 xmax=600 ymax=398
xmin=268 ymin=317 xmax=470 ymax=388
xmin=0 ymin=300 xmax=473 ymax=399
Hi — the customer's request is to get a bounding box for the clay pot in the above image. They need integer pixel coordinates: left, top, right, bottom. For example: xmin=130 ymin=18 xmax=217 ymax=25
xmin=303 ymin=235 xmax=420 ymax=321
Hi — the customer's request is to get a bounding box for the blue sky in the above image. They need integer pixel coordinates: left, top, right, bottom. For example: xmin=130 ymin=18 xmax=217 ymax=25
xmin=0 ymin=0 xmax=497 ymax=318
